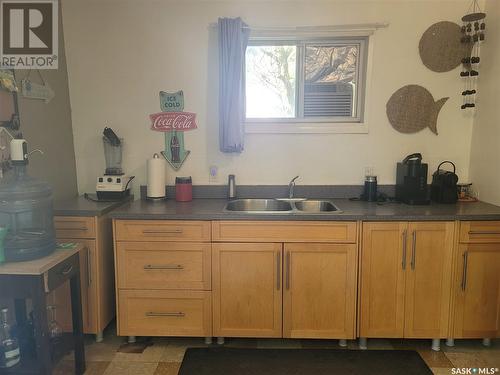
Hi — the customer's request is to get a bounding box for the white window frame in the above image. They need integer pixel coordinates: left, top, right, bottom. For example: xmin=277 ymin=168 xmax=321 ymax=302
xmin=244 ymin=26 xmax=379 ymax=134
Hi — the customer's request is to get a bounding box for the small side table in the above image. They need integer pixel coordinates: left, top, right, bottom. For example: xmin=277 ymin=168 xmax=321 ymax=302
xmin=0 ymin=244 xmax=86 ymax=375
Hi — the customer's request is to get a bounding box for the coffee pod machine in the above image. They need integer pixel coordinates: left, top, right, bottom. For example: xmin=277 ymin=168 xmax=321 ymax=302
xmin=396 ymin=153 xmax=430 ymax=205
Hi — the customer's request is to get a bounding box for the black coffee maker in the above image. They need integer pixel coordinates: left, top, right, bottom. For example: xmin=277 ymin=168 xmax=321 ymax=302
xmin=396 ymin=153 xmax=430 ymax=205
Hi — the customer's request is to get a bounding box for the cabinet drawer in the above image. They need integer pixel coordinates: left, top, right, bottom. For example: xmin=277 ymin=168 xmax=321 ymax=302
xmin=460 ymin=221 xmax=500 ymax=243
xmin=118 ymin=290 xmax=211 ymax=337
xmin=212 ymin=221 xmax=357 ymax=243
xmin=55 ymin=216 xmax=96 ymax=239
xmin=47 ymin=252 xmax=80 ymax=291
xmin=116 ymin=242 xmax=211 ymax=290
xmin=114 ymin=220 xmax=211 ymax=242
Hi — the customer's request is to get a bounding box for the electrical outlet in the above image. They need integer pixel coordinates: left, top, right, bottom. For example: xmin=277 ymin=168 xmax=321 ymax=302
xmin=209 ymin=165 xmax=218 ymax=183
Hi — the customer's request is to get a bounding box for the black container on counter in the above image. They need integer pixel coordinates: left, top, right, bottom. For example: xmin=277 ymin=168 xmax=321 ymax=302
xmin=362 ymin=176 xmax=378 ymax=202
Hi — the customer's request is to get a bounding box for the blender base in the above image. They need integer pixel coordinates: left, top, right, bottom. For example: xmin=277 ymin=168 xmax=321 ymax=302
xmin=96 ymin=189 xmax=131 ymax=201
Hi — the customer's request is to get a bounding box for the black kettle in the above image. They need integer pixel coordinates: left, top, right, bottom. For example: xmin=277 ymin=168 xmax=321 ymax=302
xmin=431 ymin=161 xmax=459 ymax=204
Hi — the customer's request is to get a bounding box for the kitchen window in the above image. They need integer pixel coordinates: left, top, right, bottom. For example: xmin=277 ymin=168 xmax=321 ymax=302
xmin=245 ymin=35 xmax=369 ymax=133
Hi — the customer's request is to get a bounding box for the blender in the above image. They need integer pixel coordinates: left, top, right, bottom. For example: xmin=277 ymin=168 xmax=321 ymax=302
xmin=95 ymin=127 xmax=133 ymax=200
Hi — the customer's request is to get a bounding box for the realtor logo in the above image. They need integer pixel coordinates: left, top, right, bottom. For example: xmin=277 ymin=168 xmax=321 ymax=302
xmin=0 ymin=0 xmax=58 ymax=69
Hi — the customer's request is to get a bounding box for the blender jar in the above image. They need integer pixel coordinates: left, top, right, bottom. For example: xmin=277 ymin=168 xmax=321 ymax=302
xmin=103 ymin=137 xmax=123 ymax=175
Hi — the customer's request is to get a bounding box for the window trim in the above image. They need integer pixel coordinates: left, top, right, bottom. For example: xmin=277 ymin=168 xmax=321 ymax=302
xmin=244 ymin=29 xmax=375 ymax=134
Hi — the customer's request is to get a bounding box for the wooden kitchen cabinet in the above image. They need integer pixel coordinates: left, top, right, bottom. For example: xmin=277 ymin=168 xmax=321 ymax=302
xmin=359 ymin=222 xmax=407 ymax=338
xmin=283 ymin=243 xmax=357 ymax=339
xmin=118 ymin=290 xmax=212 ymax=337
xmin=452 ymin=221 xmax=500 ymax=338
xmin=212 ymin=243 xmax=283 ymax=338
xmin=360 ymin=221 xmax=454 ymax=340
xmin=452 ymin=244 xmax=500 ymax=338
xmin=114 ymin=219 xmax=213 ymax=340
xmin=212 ymin=221 xmax=357 ymax=243
xmin=115 ymin=241 xmax=211 ymax=290
xmin=115 ymin=220 xmax=211 ymax=242
xmin=404 ymin=222 xmax=454 ymax=338
xmin=48 ymin=215 xmax=115 ymax=341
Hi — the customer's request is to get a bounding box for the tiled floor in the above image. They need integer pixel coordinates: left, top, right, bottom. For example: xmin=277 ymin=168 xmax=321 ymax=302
xmin=54 ymin=325 xmax=500 ymax=375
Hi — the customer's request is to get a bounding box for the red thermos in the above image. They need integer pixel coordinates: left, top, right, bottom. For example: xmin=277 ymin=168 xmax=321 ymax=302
xmin=175 ymin=177 xmax=192 ymax=202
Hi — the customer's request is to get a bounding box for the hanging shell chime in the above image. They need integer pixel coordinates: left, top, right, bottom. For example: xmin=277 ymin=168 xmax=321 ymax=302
xmin=460 ymin=0 xmax=486 ymax=110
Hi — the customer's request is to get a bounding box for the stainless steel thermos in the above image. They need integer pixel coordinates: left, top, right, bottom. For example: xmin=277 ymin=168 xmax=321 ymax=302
xmin=363 ymin=175 xmax=378 ymax=202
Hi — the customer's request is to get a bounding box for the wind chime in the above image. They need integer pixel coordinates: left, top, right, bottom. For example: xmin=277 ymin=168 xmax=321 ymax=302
xmin=460 ymin=0 xmax=486 ymax=110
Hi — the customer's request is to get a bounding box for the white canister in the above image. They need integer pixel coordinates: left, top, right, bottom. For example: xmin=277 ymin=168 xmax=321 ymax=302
xmin=146 ymin=153 xmax=166 ymax=199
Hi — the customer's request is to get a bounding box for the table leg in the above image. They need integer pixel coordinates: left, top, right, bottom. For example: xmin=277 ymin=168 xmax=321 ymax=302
xmin=70 ymin=268 xmax=86 ymax=375
xmin=32 ymin=277 xmax=52 ymax=375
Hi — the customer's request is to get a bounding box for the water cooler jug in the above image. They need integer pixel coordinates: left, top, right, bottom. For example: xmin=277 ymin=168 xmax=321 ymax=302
xmin=0 ymin=139 xmax=56 ymax=262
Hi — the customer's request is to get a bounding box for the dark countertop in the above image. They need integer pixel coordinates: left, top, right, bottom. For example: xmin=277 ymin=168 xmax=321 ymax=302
xmin=54 ymin=195 xmax=133 ymax=217
xmin=109 ymin=198 xmax=500 ymax=221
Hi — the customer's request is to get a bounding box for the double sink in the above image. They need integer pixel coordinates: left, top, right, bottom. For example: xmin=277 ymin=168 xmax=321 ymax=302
xmin=224 ymin=199 xmax=342 ymax=214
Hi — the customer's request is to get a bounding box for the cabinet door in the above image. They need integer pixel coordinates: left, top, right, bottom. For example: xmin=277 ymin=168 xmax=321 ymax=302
xmin=453 ymin=244 xmax=500 ymax=338
xmin=47 ymin=239 xmax=96 ymax=333
xmin=283 ymin=243 xmax=357 ymax=339
xmin=212 ymin=243 xmax=282 ymax=337
xmin=404 ymin=222 xmax=454 ymax=338
xmin=359 ymin=222 xmax=407 ymax=338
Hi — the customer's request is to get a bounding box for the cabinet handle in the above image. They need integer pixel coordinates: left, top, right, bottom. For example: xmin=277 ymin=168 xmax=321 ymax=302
xmin=276 ymin=251 xmax=281 ymax=290
xmin=142 ymin=229 xmax=183 ymax=235
xmin=144 ymin=264 xmax=184 ymax=270
xmin=87 ymin=247 xmax=92 ymax=286
xmin=402 ymin=230 xmax=407 ymax=270
xmin=468 ymin=230 xmax=500 ymax=235
xmin=60 ymin=264 xmax=73 ymax=275
xmin=285 ymin=251 xmax=290 ymax=290
xmin=145 ymin=312 xmax=185 ymax=317
xmin=410 ymin=230 xmax=416 ymax=270
xmin=67 ymin=227 xmax=88 ymax=231
xmin=461 ymin=251 xmax=469 ymax=291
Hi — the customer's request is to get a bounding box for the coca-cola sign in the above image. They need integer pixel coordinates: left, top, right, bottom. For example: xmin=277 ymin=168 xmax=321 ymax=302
xmin=150 ymin=112 xmax=197 ymax=132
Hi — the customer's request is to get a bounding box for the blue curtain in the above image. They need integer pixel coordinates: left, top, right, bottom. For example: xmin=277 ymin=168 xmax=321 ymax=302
xmin=218 ymin=17 xmax=250 ymax=153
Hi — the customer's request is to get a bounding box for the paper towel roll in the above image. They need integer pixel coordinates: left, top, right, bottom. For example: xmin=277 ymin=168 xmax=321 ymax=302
xmin=147 ymin=154 xmax=166 ymax=198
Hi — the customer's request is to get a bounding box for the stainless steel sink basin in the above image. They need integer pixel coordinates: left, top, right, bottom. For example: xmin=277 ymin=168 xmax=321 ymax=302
xmin=224 ymin=199 xmax=293 ymax=213
xmin=294 ymin=200 xmax=340 ymax=213
xmin=223 ymin=199 xmax=342 ymax=214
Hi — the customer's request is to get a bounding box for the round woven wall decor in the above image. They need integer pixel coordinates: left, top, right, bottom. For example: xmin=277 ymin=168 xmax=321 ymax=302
xmin=419 ymin=21 xmax=473 ymax=72
xmin=386 ymin=85 xmax=449 ymax=135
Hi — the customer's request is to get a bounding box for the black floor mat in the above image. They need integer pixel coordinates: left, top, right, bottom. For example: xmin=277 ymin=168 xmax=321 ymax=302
xmin=179 ymin=347 xmax=433 ymax=375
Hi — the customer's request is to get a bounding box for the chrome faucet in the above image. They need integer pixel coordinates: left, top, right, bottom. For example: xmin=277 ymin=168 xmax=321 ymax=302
xmin=288 ymin=176 xmax=299 ymax=199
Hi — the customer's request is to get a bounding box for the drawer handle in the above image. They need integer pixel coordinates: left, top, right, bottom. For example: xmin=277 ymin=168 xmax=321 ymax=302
xmin=402 ymin=230 xmax=407 ymax=270
xmin=468 ymin=230 xmax=500 ymax=235
xmin=461 ymin=251 xmax=469 ymax=291
xmin=87 ymin=247 xmax=92 ymax=286
xmin=142 ymin=229 xmax=183 ymax=235
xmin=276 ymin=251 xmax=281 ymax=291
xmin=60 ymin=227 xmax=88 ymax=231
xmin=145 ymin=312 xmax=185 ymax=317
xmin=143 ymin=264 xmax=184 ymax=270
xmin=60 ymin=264 xmax=73 ymax=275
xmin=410 ymin=230 xmax=416 ymax=270
xmin=285 ymin=251 xmax=290 ymax=290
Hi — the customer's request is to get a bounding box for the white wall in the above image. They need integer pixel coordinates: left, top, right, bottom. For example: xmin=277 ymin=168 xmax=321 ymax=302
xmin=62 ymin=0 xmax=475 ymax=196
xmin=469 ymin=0 xmax=500 ymax=205
xmin=17 ymin=2 xmax=78 ymax=200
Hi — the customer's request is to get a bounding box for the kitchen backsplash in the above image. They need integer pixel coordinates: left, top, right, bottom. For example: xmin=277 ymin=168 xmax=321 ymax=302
xmin=139 ymin=185 xmax=396 ymax=200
